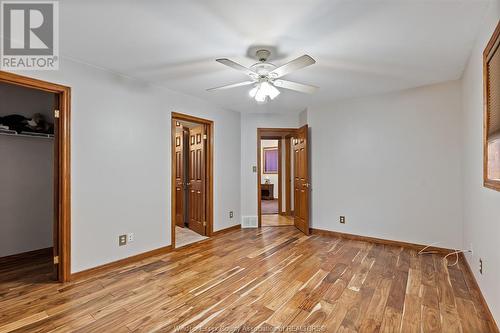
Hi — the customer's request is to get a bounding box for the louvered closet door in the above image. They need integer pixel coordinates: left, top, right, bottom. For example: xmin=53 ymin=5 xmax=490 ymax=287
xmin=188 ymin=125 xmax=207 ymax=236
xmin=293 ymin=125 xmax=310 ymax=235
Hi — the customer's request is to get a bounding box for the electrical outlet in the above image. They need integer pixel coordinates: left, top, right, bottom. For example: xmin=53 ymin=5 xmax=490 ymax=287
xmin=229 ymin=211 xmax=234 ymax=218
xmin=479 ymin=258 xmax=483 ymax=275
xmin=119 ymin=235 xmax=127 ymax=246
xmin=340 ymin=216 xmax=346 ymax=224
xmin=252 ymin=166 xmax=257 ymax=173
xmin=127 ymin=233 xmax=134 ymax=243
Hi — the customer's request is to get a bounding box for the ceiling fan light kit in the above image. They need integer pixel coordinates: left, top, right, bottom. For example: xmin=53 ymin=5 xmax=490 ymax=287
xmin=249 ymin=81 xmax=280 ymax=103
xmin=207 ymin=49 xmax=318 ymax=103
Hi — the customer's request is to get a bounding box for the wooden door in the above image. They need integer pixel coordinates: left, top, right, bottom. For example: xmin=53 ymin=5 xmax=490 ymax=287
xmin=293 ymin=125 xmax=310 ymax=235
xmin=188 ymin=125 xmax=206 ymax=236
xmin=174 ymin=121 xmax=185 ymax=227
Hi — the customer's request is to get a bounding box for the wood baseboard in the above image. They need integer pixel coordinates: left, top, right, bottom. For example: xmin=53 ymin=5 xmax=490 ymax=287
xmin=310 ymin=228 xmax=454 ymax=255
xmin=0 ymin=247 xmax=52 ymax=263
xmin=72 ymin=226 xmax=242 ymax=280
xmin=460 ymin=253 xmax=500 ymax=333
xmin=71 ymin=245 xmax=172 ymax=280
xmin=211 ymin=224 xmax=241 ymax=236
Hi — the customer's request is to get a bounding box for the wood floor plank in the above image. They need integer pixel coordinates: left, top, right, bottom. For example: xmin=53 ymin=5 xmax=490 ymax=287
xmin=400 ymin=294 xmax=421 ymax=333
xmin=0 ymin=226 xmax=496 ymax=333
xmin=358 ymin=278 xmax=392 ymax=333
xmin=380 ymin=306 xmax=402 ymax=333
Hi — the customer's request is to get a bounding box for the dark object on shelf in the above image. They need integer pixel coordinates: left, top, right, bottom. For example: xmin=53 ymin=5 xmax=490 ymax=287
xmin=261 ymin=183 xmax=274 ymax=200
xmin=0 ymin=114 xmax=27 ymax=133
xmin=0 ymin=113 xmax=54 ymax=135
xmin=26 ymin=113 xmax=54 ymax=134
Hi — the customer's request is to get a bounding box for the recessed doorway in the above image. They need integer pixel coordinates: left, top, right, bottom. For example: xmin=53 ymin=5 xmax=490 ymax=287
xmin=171 ymin=112 xmax=214 ymax=248
xmin=257 ymin=126 xmax=310 ymax=234
xmin=260 ymin=138 xmax=293 ymax=226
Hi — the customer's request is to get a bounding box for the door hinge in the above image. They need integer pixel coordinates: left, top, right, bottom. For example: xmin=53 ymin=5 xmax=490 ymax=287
xmin=203 ymin=221 xmax=207 ymax=227
xmin=54 ymin=110 xmax=60 ymax=118
xmin=203 ymin=134 xmax=207 ymax=140
xmin=53 ymin=256 xmax=59 ymax=264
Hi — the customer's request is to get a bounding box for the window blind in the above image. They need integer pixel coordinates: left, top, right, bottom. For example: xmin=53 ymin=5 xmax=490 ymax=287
xmin=487 ymin=40 xmax=500 ymax=140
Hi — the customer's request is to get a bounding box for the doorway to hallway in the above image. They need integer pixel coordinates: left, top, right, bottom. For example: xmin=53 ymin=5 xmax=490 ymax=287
xmin=257 ymin=126 xmax=310 ymax=234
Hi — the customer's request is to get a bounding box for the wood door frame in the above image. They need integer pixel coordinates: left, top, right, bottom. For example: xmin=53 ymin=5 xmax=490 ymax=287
xmin=285 ymin=137 xmax=292 ymax=216
xmin=257 ymin=128 xmax=297 ymax=227
xmin=171 ymin=112 xmax=213 ymax=248
xmin=278 ymin=139 xmax=282 ymax=214
xmin=483 ymin=20 xmax=500 ymax=192
xmin=0 ymin=71 xmax=71 ymax=282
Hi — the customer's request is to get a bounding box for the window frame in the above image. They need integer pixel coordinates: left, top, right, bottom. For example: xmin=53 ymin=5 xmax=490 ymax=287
xmin=263 ymin=146 xmax=279 ymax=174
xmin=483 ymin=20 xmax=500 ymax=191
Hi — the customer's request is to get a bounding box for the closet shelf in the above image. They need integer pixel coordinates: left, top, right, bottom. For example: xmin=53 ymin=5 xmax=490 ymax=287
xmin=0 ymin=129 xmax=54 ymax=139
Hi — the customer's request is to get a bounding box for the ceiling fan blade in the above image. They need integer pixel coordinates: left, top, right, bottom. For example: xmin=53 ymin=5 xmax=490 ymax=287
xmin=268 ymin=55 xmax=316 ymax=78
xmin=273 ymin=80 xmax=318 ymax=94
xmin=216 ymin=58 xmax=258 ymax=78
xmin=206 ymin=81 xmax=255 ymax=91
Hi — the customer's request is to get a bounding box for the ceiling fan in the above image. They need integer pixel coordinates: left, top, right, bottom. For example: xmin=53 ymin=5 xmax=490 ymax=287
xmin=207 ymin=49 xmax=318 ymax=103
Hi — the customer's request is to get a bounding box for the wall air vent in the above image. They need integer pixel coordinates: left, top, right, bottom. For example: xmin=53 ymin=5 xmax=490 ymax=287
xmin=241 ymin=216 xmax=258 ymax=228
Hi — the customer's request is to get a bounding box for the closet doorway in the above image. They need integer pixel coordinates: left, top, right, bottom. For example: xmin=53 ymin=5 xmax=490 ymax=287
xmin=0 ymin=71 xmax=71 ymax=282
xmin=171 ymin=112 xmax=213 ymax=248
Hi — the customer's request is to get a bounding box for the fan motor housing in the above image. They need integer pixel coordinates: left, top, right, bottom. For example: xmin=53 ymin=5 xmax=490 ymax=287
xmin=248 ymin=49 xmax=277 ymax=77
xmin=250 ymin=62 xmax=276 ymax=77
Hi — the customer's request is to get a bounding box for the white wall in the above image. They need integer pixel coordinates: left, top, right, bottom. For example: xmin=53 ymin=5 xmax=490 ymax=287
xmin=461 ymin=0 xmax=500 ymax=324
xmin=261 ymin=139 xmax=279 ymax=195
xmin=10 ymin=58 xmax=241 ymax=273
xmin=241 ymin=113 xmax=299 ymax=217
xmin=308 ymin=81 xmax=463 ymax=249
xmin=0 ymin=83 xmax=54 ymax=256
xmin=299 ymin=109 xmax=308 ymax=127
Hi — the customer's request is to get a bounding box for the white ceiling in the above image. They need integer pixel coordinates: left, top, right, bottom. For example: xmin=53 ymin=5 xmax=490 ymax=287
xmin=60 ymin=0 xmax=491 ymax=114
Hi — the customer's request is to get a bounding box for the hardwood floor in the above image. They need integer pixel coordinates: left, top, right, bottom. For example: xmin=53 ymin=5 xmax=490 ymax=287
xmin=0 ymin=247 xmax=53 ymax=285
xmin=0 ymin=227 xmax=496 ymax=333
xmin=261 ymin=199 xmax=278 ymax=215
xmin=262 ymin=214 xmax=294 ymax=226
